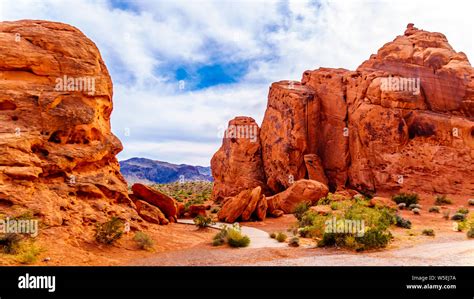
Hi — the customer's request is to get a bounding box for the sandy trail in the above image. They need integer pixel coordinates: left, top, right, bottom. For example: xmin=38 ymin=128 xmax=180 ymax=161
xmin=247 ymin=240 xmax=474 ymax=266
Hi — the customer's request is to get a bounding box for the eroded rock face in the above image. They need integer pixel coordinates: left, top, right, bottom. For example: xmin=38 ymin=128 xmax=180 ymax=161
xmin=0 ymin=20 xmax=133 ymax=226
xmin=212 ymin=24 xmax=474 ymax=204
xmin=260 ymin=81 xmax=319 ymax=194
xmin=211 ymin=116 xmax=266 ymax=202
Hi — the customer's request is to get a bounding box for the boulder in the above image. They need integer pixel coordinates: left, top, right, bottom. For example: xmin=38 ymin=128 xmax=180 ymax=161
xmin=217 ymin=186 xmax=264 ymax=223
xmin=267 ymin=180 xmax=329 ymax=214
xmin=188 ymin=204 xmax=208 ymax=217
xmin=135 ymin=200 xmax=169 ymax=225
xmin=131 ymin=183 xmax=178 ymax=220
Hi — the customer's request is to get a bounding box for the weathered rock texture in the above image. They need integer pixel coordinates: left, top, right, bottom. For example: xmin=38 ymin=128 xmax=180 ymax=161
xmin=0 ymin=20 xmax=134 ymax=226
xmin=267 ymin=180 xmax=329 ymax=214
xmin=217 ymin=186 xmax=266 ymax=222
xmin=211 ymin=116 xmax=266 ymax=202
xmin=212 ymin=24 xmax=474 ymax=206
xmin=131 ymin=183 xmax=178 ymax=222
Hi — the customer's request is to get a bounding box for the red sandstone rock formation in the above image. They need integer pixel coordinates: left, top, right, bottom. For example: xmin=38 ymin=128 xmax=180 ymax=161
xmin=217 ymin=186 xmax=266 ymax=222
xmin=212 ymin=24 xmax=474 ymax=213
xmin=0 ymin=20 xmax=136 ymax=226
xmin=267 ymin=180 xmax=329 ymax=214
xmin=132 ymin=183 xmax=178 ymax=222
xmin=211 ymin=116 xmax=266 ymax=202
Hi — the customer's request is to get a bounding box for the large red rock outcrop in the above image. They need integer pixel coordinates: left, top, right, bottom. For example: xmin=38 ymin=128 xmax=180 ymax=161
xmin=211 ymin=116 xmax=266 ymax=202
xmin=212 ymin=24 xmax=474 ymax=208
xmin=0 ymin=20 xmax=135 ymax=226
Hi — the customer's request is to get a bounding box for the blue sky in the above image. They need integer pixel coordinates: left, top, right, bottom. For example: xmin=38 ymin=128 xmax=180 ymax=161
xmin=1 ymin=0 xmax=473 ymax=165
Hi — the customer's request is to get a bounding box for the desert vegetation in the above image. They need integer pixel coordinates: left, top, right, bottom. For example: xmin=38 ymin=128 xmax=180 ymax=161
xmin=212 ymin=224 xmax=250 ymax=248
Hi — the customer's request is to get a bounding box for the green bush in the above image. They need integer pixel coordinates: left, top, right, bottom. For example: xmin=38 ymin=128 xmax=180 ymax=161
xmin=435 ymin=195 xmax=452 ymax=205
xmin=422 ymin=229 xmax=435 ymax=236
xmin=95 ymin=217 xmax=124 ymax=245
xmin=276 ymin=232 xmax=287 ymax=243
xmin=293 ymin=202 xmax=310 ymax=221
xmin=392 ymin=193 xmax=419 ymax=206
xmin=429 ymin=206 xmax=440 ymax=213
xmin=212 ymin=224 xmax=250 ymax=248
xmin=133 ymin=232 xmax=154 ymax=251
xmin=300 ymin=201 xmax=395 ymax=251
xmin=15 ymin=241 xmax=43 ymax=264
xmin=457 ymin=207 xmax=469 ymax=215
xmin=227 ymin=228 xmax=250 ymax=248
xmin=193 ymin=215 xmax=214 ymax=229
xmin=395 ymin=215 xmax=412 ymax=229
xmin=269 ymin=232 xmax=276 ymax=239
xmin=288 ymin=237 xmax=300 ymax=247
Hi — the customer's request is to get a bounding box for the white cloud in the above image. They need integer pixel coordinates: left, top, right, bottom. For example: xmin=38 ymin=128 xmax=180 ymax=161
xmin=1 ymin=0 xmax=472 ymax=165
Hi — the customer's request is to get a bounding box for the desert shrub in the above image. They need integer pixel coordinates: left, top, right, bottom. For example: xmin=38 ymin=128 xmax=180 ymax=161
xmin=293 ymin=202 xmax=310 ymax=221
xmin=435 ymin=195 xmax=452 ymax=205
xmin=467 ymin=228 xmax=474 ymax=238
xmin=451 ymin=213 xmax=466 ymax=221
xmin=429 ymin=206 xmax=440 ymax=213
xmin=95 ymin=217 xmax=124 ymax=245
xmin=288 ymin=237 xmax=300 ymax=247
xmin=392 ymin=193 xmax=419 ymax=206
xmin=330 ymin=202 xmax=339 ymax=210
xmin=457 ymin=207 xmax=469 ymax=215
xmin=468 ymin=199 xmax=474 ymax=206
xmin=412 ymin=208 xmax=421 ymax=215
xmin=193 ymin=215 xmax=214 ymax=229
xmin=408 ymin=204 xmax=421 ymax=210
xmin=422 ymin=229 xmax=435 ymax=237
xmin=317 ymin=196 xmax=332 ymax=205
xmin=269 ymin=232 xmax=276 ymax=239
xmin=395 ymin=215 xmax=412 ymax=229
xmin=397 ymin=203 xmax=406 ymax=210
xmin=15 ymin=241 xmax=43 ymax=264
xmin=133 ymin=232 xmax=154 ymax=251
xmin=0 ymin=233 xmax=23 ymax=254
xmin=320 ymin=226 xmax=392 ymax=251
xmin=212 ymin=224 xmax=250 ymax=248
xmin=227 ymin=228 xmax=250 ymax=248
xmin=276 ymin=232 xmax=287 ymax=243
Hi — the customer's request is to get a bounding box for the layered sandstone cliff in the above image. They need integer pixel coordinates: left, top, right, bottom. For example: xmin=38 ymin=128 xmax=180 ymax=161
xmin=212 ymin=24 xmax=474 ymax=204
xmin=0 ymin=20 xmax=135 ymax=226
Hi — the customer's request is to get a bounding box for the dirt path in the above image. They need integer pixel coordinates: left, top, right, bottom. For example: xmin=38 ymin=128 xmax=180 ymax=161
xmin=177 ymin=219 xmax=287 ymax=249
xmin=247 ymin=240 xmax=474 ymax=266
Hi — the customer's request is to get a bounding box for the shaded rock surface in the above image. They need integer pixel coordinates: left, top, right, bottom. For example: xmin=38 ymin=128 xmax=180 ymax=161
xmin=131 ymin=183 xmax=178 ymax=222
xmin=0 ymin=20 xmax=135 ymax=226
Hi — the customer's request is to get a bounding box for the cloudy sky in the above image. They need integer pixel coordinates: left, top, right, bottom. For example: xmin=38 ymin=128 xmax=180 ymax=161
xmin=1 ymin=0 xmax=473 ymax=166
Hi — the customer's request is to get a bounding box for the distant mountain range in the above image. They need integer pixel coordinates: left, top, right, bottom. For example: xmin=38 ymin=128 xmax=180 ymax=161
xmin=119 ymin=157 xmax=213 ymax=184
